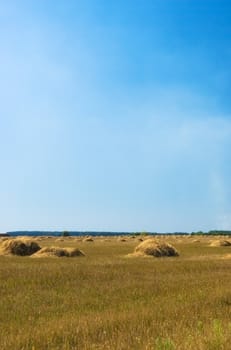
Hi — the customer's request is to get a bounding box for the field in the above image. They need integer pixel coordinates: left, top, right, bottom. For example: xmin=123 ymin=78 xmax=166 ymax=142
xmin=0 ymin=235 xmax=231 ymax=350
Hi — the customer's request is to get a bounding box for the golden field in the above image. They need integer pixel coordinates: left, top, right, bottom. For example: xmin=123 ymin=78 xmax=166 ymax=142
xmin=0 ymin=235 xmax=231 ymax=350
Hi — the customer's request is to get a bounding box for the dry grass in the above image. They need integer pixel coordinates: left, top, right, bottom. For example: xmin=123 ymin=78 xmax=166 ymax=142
xmin=0 ymin=236 xmax=231 ymax=349
xmin=221 ymin=254 xmax=231 ymax=260
xmin=210 ymin=239 xmax=231 ymax=247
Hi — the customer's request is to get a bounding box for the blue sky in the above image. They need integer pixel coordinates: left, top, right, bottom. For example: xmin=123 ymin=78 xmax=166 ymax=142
xmin=0 ymin=0 xmax=231 ymax=232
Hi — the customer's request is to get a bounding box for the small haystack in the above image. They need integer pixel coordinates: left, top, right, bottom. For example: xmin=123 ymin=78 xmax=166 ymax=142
xmin=131 ymin=239 xmax=179 ymax=257
xmin=32 ymin=246 xmax=85 ymax=258
xmin=0 ymin=238 xmax=41 ymax=256
xmin=83 ymin=237 xmax=94 ymax=242
xmin=55 ymin=238 xmax=64 ymax=242
xmin=118 ymin=237 xmax=127 ymax=242
xmin=210 ymin=240 xmax=231 ymax=247
xmin=192 ymin=239 xmax=200 ymax=243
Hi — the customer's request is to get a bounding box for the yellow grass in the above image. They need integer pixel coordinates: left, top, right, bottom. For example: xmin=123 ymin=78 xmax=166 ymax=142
xmin=210 ymin=239 xmax=231 ymax=247
xmin=0 ymin=235 xmax=231 ymax=349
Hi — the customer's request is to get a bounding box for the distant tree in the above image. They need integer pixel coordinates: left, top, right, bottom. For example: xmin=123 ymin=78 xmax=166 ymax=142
xmin=61 ymin=230 xmax=70 ymax=237
xmin=140 ymin=231 xmax=149 ymax=236
xmin=191 ymin=231 xmax=205 ymax=235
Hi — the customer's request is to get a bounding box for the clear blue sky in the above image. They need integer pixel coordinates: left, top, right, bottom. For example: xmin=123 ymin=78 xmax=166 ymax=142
xmin=1 ymin=0 xmax=231 ymax=232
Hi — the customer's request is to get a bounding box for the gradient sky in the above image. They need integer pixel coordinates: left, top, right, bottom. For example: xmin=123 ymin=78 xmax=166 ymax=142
xmin=1 ymin=0 xmax=231 ymax=232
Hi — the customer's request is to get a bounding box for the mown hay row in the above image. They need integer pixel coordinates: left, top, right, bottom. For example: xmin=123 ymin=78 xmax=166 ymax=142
xmin=31 ymin=246 xmax=85 ymax=258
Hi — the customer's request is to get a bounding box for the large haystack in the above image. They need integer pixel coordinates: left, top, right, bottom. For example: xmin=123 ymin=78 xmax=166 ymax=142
xmin=210 ymin=240 xmax=231 ymax=247
xmin=0 ymin=238 xmax=41 ymax=256
xmin=132 ymin=239 xmax=179 ymax=257
xmin=31 ymin=246 xmax=85 ymax=258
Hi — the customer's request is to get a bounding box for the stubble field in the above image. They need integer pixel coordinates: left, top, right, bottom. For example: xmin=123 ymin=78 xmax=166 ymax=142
xmin=0 ymin=235 xmax=231 ymax=350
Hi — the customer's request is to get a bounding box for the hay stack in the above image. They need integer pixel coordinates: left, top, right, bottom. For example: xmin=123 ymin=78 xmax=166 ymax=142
xmin=0 ymin=238 xmax=41 ymax=256
xmin=210 ymin=240 xmax=231 ymax=247
xmin=0 ymin=237 xmax=9 ymax=242
xmin=32 ymin=246 xmax=85 ymax=258
xmin=83 ymin=237 xmax=94 ymax=242
xmin=132 ymin=239 xmax=179 ymax=257
xmin=118 ymin=237 xmax=127 ymax=242
xmin=55 ymin=238 xmax=64 ymax=242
